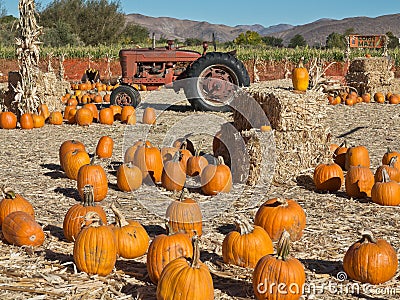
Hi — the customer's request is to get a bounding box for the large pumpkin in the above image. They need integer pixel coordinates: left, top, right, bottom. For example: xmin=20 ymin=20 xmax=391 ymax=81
xmin=165 ymin=189 xmax=202 ymax=237
xmin=75 ymin=107 xmax=93 ymax=126
xmin=161 ymin=151 xmax=186 ymax=192
xmin=116 ymin=162 xmax=143 ymax=192
xmin=253 ymin=231 xmax=305 ymax=300
xmin=63 ymin=149 xmax=91 ymax=180
xmin=109 ymin=203 xmax=149 ymax=259
xmin=313 ymin=162 xmax=344 ymax=191
xmin=0 ymin=111 xmax=17 ymax=129
xmin=345 ymin=145 xmax=370 ymax=170
xmin=19 ymin=113 xmax=34 ymax=130
xmin=99 ymin=107 xmax=114 ymax=125
xmin=77 ymin=159 xmax=108 ymax=202
xmin=222 ymin=216 xmax=273 ymax=268
xmin=48 ymin=111 xmax=64 ymax=125
xmin=343 ymin=231 xmax=398 ymax=284
xmin=73 ymin=212 xmax=117 ymax=276
xmin=95 ymin=136 xmax=114 ymax=159
xmin=59 ymin=140 xmax=86 ymax=171
xmin=291 ymin=57 xmax=309 ymax=92
xmin=345 ymin=165 xmax=374 ymax=198
xmin=133 ymin=143 xmax=163 ymax=184
xmin=63 ymin=185 xmax=107 ymax=242
xmin=371 ymin=168 xmax=400 ymax=206
xmin=146 ymin=227 xmax=193 ymax=284
xmin=124 ymin=140 xmax=152 ymax=163
xmin=254 ymin=198 xmax=306 ymax=241
xmin=200 ymin=156 xmax=232 ymax=195
xmin=156 ymin=237 xmax=214 ymax=300
xmin=2 ymin=211 xmax=45 ymax=247
xmin=0 ymin=187 xmax=35 ymax=226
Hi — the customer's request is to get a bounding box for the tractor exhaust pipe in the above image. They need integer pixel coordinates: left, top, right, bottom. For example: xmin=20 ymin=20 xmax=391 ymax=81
xmin=152 ymin=32 xmax=156 ymax=49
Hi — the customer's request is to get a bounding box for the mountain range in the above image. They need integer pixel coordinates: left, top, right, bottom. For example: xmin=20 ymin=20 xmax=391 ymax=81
xmin=125 ymin=13 xmax=400 ymax=46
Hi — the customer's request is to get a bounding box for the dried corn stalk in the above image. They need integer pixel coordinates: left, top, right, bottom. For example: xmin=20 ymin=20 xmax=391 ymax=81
xmin=58 ymin=53 xmax=66 ymax=80
xmin=13 ymin=0 xmax=42 ymax=114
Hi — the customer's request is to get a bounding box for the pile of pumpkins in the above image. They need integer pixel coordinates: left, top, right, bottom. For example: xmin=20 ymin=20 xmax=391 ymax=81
xmin=328 ymin=90 xmax=400 ymax=105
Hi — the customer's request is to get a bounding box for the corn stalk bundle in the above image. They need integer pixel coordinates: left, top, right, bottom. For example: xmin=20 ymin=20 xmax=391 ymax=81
xmin=13 ymin=0 xmax=42 ymax=114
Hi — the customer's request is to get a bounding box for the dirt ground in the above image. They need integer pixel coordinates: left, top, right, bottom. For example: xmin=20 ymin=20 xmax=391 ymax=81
xmin=0 ymin=80 xmax=400 ymax=299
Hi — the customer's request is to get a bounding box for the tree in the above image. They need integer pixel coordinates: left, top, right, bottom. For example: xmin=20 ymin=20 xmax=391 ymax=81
xmin=39 ymin=0 xmax=125 ymax=46
xmin=234 ymin=30 xmax=262 ymax=45
xmin=41 ymin=20 xmax=81 ymax=46
xmin=288 ymin=34 xmax=307 ymax=48
xmin=0 ymin=0 xmax=6 ymax=18
xmin=185 ymin=37 xmax=202 ymax=46
xmin=386 ymin=31 xmax=399 ymax=49
xmin=262 ymin=36 xmax=283 ymax=47
xmin=118 ymin=23 xmax=149 ymax=45
xmin=326 ymin=32 xmax=346 ymax=49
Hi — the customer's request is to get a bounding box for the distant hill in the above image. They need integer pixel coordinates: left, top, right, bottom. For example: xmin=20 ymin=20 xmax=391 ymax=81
xmin=125 ymin=13 xmax=400 ymax=46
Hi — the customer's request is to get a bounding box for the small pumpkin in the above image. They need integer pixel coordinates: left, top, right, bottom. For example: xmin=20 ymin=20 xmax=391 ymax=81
xmin=75 ymin=107 xmax=93 ymax=126
xmin=142 ymin=107 xmax=156 ymax=125
xmin=83 ymin=103 xmax=99 ymax=121
xmin=146 ymin=225 xmax=193 ymax=284
xmin=63 ymin=185 xmax=107 ymax=242
xmin=374 ymin=92 xmax=385 ymax=103
xmin=345 ymin=145 xmax=370 ymax=170
xmin=292 ymin=57 xmax=309 ymax=92
xmin=77 ymin=158 xmax=108 ymax=202
xmin=109 ymin=202 xmax=150 ymax=259
xmin=374 ymin=156 xmax=400 ymax=182
xmin=222 ymin=216 xmax=273 ymax=268
xmin=116 ymin=162 xmax=143 ymax=192
xmin=73 ymin=211 xmax=117 ymax=276
xmin=0 ymin=187 xmax=35 ymax=226
xmin=333 ymin=141 xmax=348 ymax=170
xmin=254 ymin=198 xmax=306 ymax=242
xmin=382 ymin=147 xmax=400 ymax=169
xmin=186 ymin=146 xmax=208 ymax=177
xmin=361 ymin=93 xmax=371 ymax=103
xmin=389 ymin=93 xmax=400 ymax=104
xmin=48 ymin=111 xmax=64 ymax=125
xmin=0 ymin=111 xmax=17 ymax=129
xmin=120 ymin=106 xmax=135 ymax=123
xmin=161 ymin=151 xmax=186 ymax=192
xmin=19 ymin=113 xmax=34 ymax=130
xmin=313 ymin=162 xmax=344 ymax=191
xmin=156 ymin=236 xmax=214 ymax=300
xmin=165 ymin=189 xmax=202 ymax=237
xmin=253 ymin=231 xmax=305 ymax=300
xmin=343 ymin=231 xmax=398 ymax=284
xmin=95 ymin=136 xmax=114 ymax=159
xmin=99 ymin=107 xmax=114 ymax=125
xmin=345 ymin=165 xmax=374 ymax=198
xmin=200 ymin=156 xmax=232 ymax=195
xmin=32 ymin=114 xmax=45 ymax=128
xmin=371 ymin=168 xmax=400 ymax=206
xmin=2 ymin=211 xmax=45 ymax=247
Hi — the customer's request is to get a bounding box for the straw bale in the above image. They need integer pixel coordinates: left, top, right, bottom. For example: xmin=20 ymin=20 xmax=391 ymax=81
xmin=348 ymin=57 xmax=391 ymax=73
xmin=36 ymin=71 xmax=70 ymax=111
xmin=232 ymin=84 xmax=327 ymax=131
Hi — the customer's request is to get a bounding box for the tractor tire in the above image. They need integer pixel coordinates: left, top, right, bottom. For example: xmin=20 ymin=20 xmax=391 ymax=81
xmin=184 ymin=52 xmax=250 ymax=112
xmin=110 ymin=85 xmax=141 ymax=107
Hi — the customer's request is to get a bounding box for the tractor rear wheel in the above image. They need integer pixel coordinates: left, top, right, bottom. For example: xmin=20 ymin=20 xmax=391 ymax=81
xmin=110 ymin=85 xmax=141 ymax=107
xmin=184 ymin=52 xmax=250 ymax=112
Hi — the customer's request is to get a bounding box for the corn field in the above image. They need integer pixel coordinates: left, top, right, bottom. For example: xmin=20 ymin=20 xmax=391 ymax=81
xmin=0 ymin=44 xmax=399 ymax=65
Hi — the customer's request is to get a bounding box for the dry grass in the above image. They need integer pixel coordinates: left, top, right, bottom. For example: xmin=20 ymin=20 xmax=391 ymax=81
xmin=0 ymin=81 xmax=399 ymax=299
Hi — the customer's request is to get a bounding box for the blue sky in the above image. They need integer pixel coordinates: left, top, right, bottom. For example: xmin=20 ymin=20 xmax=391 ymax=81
xmin=4 ymin=0 xmax=400 ymax=27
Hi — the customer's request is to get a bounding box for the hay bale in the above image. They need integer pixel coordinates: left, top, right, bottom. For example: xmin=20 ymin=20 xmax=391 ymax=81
xmin=348 ymin=57 xmax=390 ymax=73
xmin=36 ymin=72 xmax=70 ymax=111
xmin=233 ymin=85 xmax=327 ymax=131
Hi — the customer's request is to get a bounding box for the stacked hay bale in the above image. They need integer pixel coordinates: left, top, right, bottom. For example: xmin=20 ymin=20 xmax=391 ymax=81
xmin=220 ymin=83 xmax=331 ymax=185
xmin=346 ymin=57 xmax=396 ymax=95
xmin=36 ymin=72 xmax=70 ymax=111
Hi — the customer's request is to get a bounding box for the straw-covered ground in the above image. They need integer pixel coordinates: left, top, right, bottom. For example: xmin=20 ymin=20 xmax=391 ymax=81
xmin=0 ymin=79 xmax=400 ymax=299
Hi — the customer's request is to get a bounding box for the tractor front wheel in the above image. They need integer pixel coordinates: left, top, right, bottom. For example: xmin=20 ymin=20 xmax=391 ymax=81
xmin=184 ymin=52 xmax=250 ymax=112
xmin=110 ymin=85 xmax=141 ymax=107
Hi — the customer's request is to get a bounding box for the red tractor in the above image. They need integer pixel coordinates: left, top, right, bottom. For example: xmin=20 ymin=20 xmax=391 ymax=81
xmin=110 ymin=40 xmax=250 ymax=112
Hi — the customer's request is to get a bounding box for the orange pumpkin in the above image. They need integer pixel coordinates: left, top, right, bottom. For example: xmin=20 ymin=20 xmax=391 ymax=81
xmin=59 ymin=139 xmax=86 ymax=171
xmin=75 ymin=108 xmax=93 ymax=126
xmin=345 ymin=165 xmax=374 ymax=198
xmin=313 ymin=162 xmax=344 ymax=191
xmin=63 ymin=150 xmax=91 ymax=180
xmin=200 ymin=156 xmax=232 ymax=195
xmin=77 ymin=159 xmax=108 ymax=202
xmin=120 ymin=106 xmax=136 ymax=123
xmin=32 ymin=114 xmax=45 ymax=128
xmin=95 ymin=136 xmax=114 ymax=159
xmin=19 ymin=113 xmax=34 ymax=130
xmin=161 ymin=151 xmax=186 ymax=192
xmin=345 ymin=145 xmax=370 ymax=170
xmin=0 ymin=187 xmax=35 ymax=226
xmin=133 ymin=143 xmax=163 ymax=184
xmin=0 ymin=111 xmax=17 ymax=129
xmin=38 ymin=103 xmax=50 ymax=120
xmin=142 ymin=107 xmax=156 ymax=125
xmin=99 ymin=107 xmax=114 ymax=125
xmin=291 ymin=57 xmax=309 ymax=91
xmin=116 ymin=162 xmax=143 ymax=192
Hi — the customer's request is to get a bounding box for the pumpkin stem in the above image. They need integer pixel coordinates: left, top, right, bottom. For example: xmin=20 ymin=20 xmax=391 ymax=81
xmin=359 ymin=230 xmax=377 ymax=244
xmin=381 ymin=168 xmax=391 ymax=183
xmin=234 ymin=216 xmax=254 ymax=235
xmin=82 ymin=211 xmax=104 ymax=227
xmin=179 ymin=140 xmax=188 ymax=150
xmin=276 ymin=197 xmax=288 ymax=207
xmin=89 ymin=156 xmax=96 ymax=165
xmin=179 ymin=188 xmax=188 ymax=202
xmin=172 ymin=150 xmax=182 ymax=162
xmin=276 ymin=230 xmax=291 ymax=261
xmin=195 ymin=139 xmax=205 ymax=157
xmin=165 ymin=221 xmax=175 ymax=235
xmin=82 ymin=185 xmax=95 ymax=207
xmin=388 ymin=156 xmax=398 ymax=168
xmin=217 ymin=156 xmax=225 ymax=165
xmin=110 ymin=201 xmax=129 ymax=227
xmin=297 ymin=57 xmax=305 ymax=68
xmin=2 ymin=187 xmax=16 ymax=199
xmin=190 ymin=235 xmax=201 ymax=269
